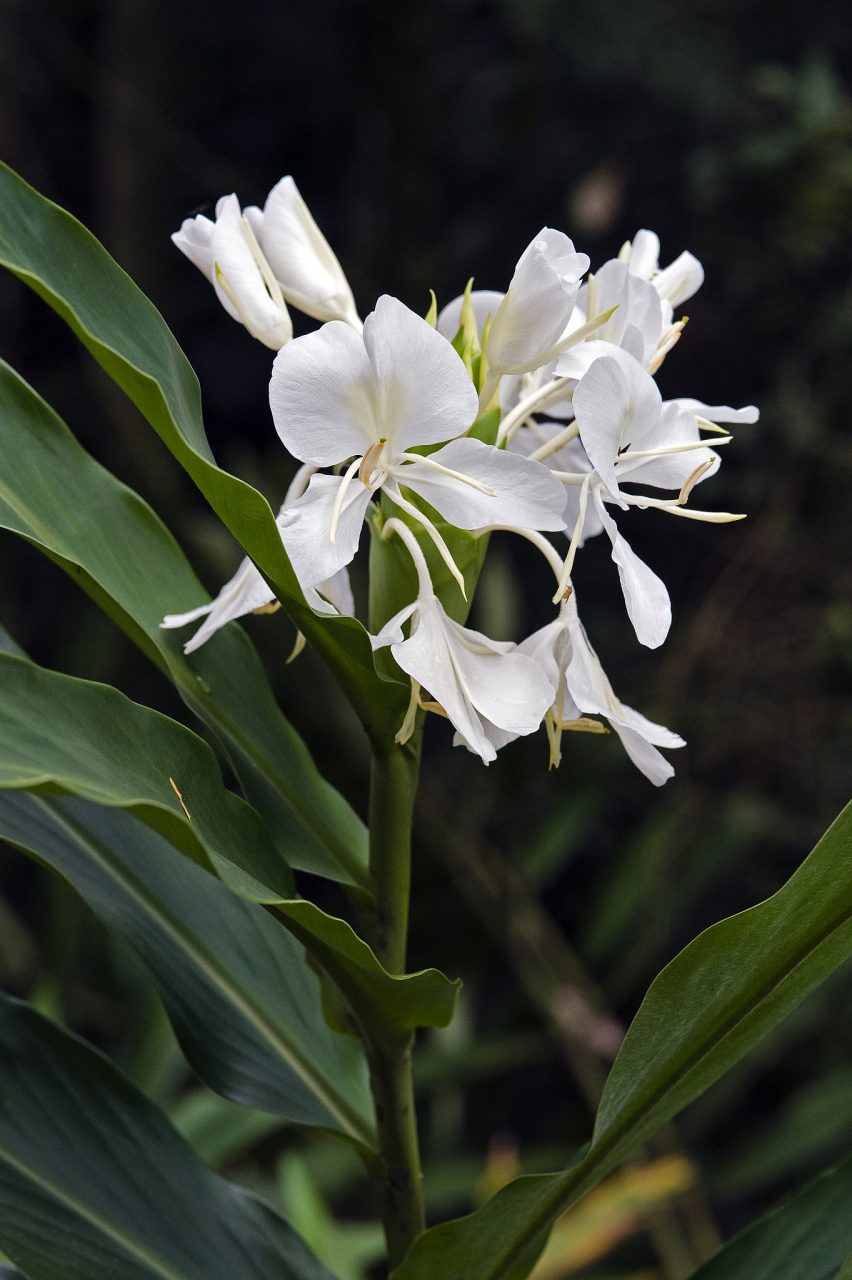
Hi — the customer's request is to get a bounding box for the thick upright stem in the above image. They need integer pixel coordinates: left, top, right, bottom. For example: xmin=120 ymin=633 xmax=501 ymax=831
xmin=363 ymin=730 xmax=426 ymax=1268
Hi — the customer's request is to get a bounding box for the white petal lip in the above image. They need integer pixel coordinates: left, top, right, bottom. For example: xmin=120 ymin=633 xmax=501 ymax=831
xmin=595 ymin=498 xmax=672 ymax=649
xmin=590 ymin=259 xmax=664 ymax=365
xmin=487 ymin=229 xmax=590 ymax=374
xmin=386 ymin=599 xmax=554 ymax=763
xmin=269 ymin=296 xmax=478 ymax=467
xmin=436 ymin=290 xmax=505 ymax=340
xmin=277 ymin=473 xmax=372 ymax=589
xmin=627 ymin=229 xmax=660 ymax=279
xmin=171 ymin=213 xmax=217 ymax=281
xmin=674 ymin=398 xmax=760 ymax=425
xmin=572 ymin=353 xmax=662 ymax=504
xmin=395 ymin=437 xmax=568 ymax=532
xmin=653 ymin=250 xmax=704 ymax=305
xmin=245 ymin=176 xmax=360 ymax=326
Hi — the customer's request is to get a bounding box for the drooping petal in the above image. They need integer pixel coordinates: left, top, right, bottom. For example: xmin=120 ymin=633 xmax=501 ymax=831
xmin=572 ymin=354 xmax=661 ymax=503
xmin=673 ymin=398 xmax=760 ymax=425
xmin=161 ymin=557 xmax=275 ymax=654
xmin=595 ymin=499 xmax=671 ymax=648
xmin=277 ymin=473 xmax=373 ymax=589
xmin=369 ymin=601 xmax=418 ymax=649
xmin=486 ymin=229 xmax=590 ymax=374
xmin=652 ymin=250 xmax=704 ymax=305
xmin=269 ymin=321 xmax=377 ymax=464
xmin=609 ymin=721 xmax=676 ymax=786
xmin=210 ymin=195 xmax=292 ymax=349
xmin=245 ymin=176 xmax=360 ymax=327
xmin=437 ymin=290 xmax=505 ymax=341
xmin=395 ymin=437 xmax=567 ymax=532
xmin=364 ymin=296 xmax=479 ymax=454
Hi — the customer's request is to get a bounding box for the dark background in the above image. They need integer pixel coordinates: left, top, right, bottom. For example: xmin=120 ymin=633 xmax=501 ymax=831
xmin=1 ymin=1 xmax=852 ymax=1274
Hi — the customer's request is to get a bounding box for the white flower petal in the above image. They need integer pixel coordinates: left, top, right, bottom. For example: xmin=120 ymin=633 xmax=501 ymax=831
xmin=591 ymin=260 xmax=664 ymax=365
xmin=673 ymin=398 xmax=760 ymax=425
xmin=270 ymin=321 xmax=377 ymax=464
xmin=487 ymin=229 xmax=589 ymax=374
xmin=626 ymin=229 xmax=660 ymax=279
xmin=171 ymin=213 xmax=217 ymax=281
xmin=211 ymin=195 xmax=292 ymax=348
xmin=161 ymin=557 xmax=274 ymax=654
xmin=364 ymin=296 xmax=479 ymax=454
xmin=246 ymin=176 xmax=360 ymax=326
xmin=609 ymin=721 xmax=676 ymax=786
xmin=396 ymin=437 xmax=567 ymax=531
xmin=369 ymin=601 xmax=418 ymax=649
xmin=653 ymin=250 xmax=704 ymax=305
xmin=596 ymin=500 xmax=671 ymax=648
xmin=277 ymin=473 xmax=372 ymax=589
xmin=572 ymin=354 xmax=661 ymax=502
xmin=437 ymin=290 xmax=505 ymax=340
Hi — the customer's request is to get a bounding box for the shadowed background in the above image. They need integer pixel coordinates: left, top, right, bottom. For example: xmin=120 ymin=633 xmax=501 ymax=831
xmin=1 ymin=1 xmax=852 ymax=1275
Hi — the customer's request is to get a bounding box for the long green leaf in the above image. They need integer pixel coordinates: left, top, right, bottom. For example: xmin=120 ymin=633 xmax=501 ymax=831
xmin=690 ymin=1152 xmax=852 ymax=1279
xmin=0 ymin=790 xmax=376 ymax=1148
xmin=0 ymin=160 xmax=407 ymax=739
xmin=0 ymin=651 xmax=291 ymax=902
xmin=0 ymin=991 xmax=335 ymax=1280
xmin=0 ymin=355 xmax=368 ymax=887
xmin=392 ymin=798 xmax=852 ymax=1280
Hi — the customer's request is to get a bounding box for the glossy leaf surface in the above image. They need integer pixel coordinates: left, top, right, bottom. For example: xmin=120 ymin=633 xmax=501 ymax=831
xmin=0 ymin=161 xmax=407 ymax=740
xmin=0 ymin=790 xmax=375 ymax=1147
xmin=393 ymin=799 xmax=852 ymax=1280
xmin=0 ymin=350 xmax=368 ymax=887
xmin=0 ymin=991 xmax=335 ymax=1280
xmin=0 ymin=652 xmax=291 ymax=902
xmin=691 ymin=1152 xmax=852 ymax=1279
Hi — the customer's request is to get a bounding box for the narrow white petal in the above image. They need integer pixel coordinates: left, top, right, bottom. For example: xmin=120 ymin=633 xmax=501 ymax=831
xmin=163 ymin=558 xmax=274 ymax=655
xmin=487 ymin=229 xmax=589 ymax=374
xmin=674 ymin=398 xmax=760 ymax=425
xmin=270 ymin=321 xmax=376 ymax=465
xmin=596 ymin=499 xmax=671 ymax=648
xmin=653 ymin=250 xmax=704 ymax=305
xmin=369 ymin=601 xmax=418 ymax=650
xmin=364 ymin=296 xmax=479 ymax=454
xmin=211 ymin=195 xmax=292 ymax=346
xmin=277 ymin=473 xmax=372 ymax=589
xmin=627 ymin=229 xmax=661 ymax=279
xmin=396 ymin=437 xmax=567 ymax=532
xmin=609 ymin=721 xmax=676 ymax=785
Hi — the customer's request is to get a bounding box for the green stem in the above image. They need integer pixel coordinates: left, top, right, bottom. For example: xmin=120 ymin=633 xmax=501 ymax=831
xmin=362 ymin=727 xmax=426 ymax=1268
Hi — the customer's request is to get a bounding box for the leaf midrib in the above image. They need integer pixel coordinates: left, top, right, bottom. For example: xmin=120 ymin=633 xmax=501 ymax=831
xmin=0 ymin=1145 xmax=190 ymax=1280
xmin=33 ymin=796 xmax=376 ymax=1149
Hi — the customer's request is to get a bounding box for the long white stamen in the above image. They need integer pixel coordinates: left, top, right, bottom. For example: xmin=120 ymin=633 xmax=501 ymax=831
xmin=612 ymin=492 xmax=746 ymax=522
xmin=497 ymin=377 xmax=572 ymax=445
xmin=385 ymin=486 xmax=468 ymax=600
xmin=695 ymin=417 xmax=731 ymax=434
xmin=615 ymin=437 xmax=731 ymax=464
xmin=474 ymin=525 xmax=564 ymax=584
xmin=397 ymin=453 xmax=496 ymax=495
xmin=552 ymin=474 xmax=592 ymax=603
xmin=395 ymin=677 xmax=422 ymax=745
xmin=381 ymin=516 xmax=434 ymax=598
xmin=328 ymin=455 xmax=364 ymax=545
xmin=527 ymin=422 xmax=580 ymax=462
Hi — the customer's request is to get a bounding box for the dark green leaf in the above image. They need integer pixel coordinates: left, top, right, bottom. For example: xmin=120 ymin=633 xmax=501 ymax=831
xmin=0 ymin=161 xmax=406 ymax=740
xmin=393 ymin=798 xmax=852 ymax=1280
xmin=277 ymin=900 xmax=461 ymax=1043
xmin=0 ymin=651 xmax=291 ymax=902
xmin=0 ymin=990 xmax=335 ymax=1280
xmin=0 ymin=356 xmax=368 ymax=887
xmin=0 ymin=790 xmax=376 ymax=1148
xmin=691 ymin=1152 xmax=852 ymax=1280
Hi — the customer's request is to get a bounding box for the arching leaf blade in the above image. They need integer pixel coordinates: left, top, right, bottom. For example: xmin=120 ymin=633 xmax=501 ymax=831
xmin=0 ymin=790 xmax=375 ymax=1148
xmin=0 ymin=990 xmax=337 ymax=1280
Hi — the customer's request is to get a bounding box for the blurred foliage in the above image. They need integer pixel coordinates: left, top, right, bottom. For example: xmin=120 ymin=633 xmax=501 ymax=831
xmin=1 ymin=1 xmax=852 ymax=1276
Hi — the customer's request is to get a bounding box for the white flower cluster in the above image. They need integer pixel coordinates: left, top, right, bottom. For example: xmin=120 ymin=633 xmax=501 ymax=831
xmin=163 ymin=177 xmax=758 ymax=785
